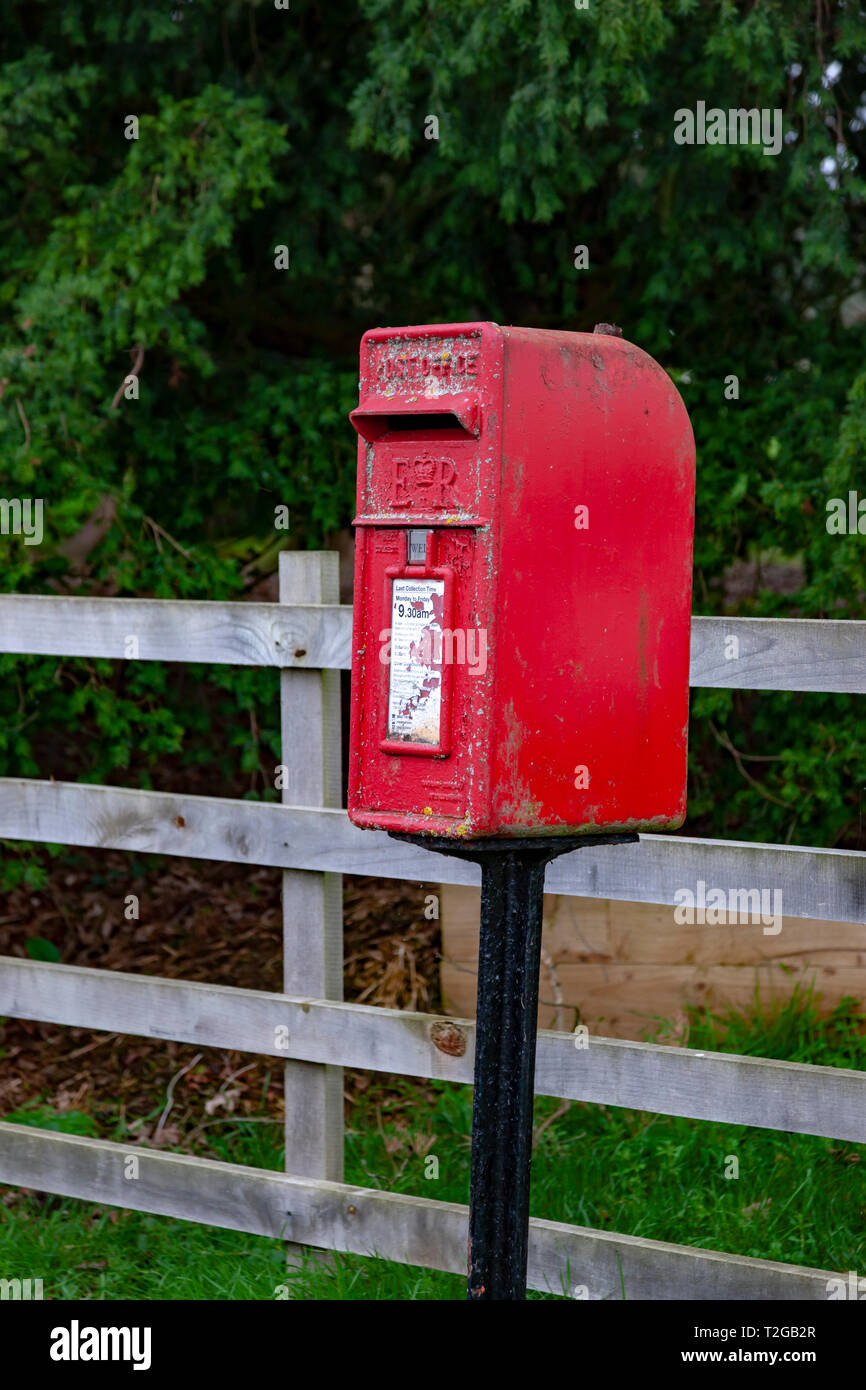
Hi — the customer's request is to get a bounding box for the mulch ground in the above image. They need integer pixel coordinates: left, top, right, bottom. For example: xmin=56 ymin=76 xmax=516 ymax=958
xmin=0 ymin=852 xmax=442 ymax=1151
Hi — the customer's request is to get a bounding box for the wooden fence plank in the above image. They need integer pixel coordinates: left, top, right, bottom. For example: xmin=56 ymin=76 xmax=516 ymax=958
xmin=0 ymin=1122 xmax=837 ymax=1298
xmin=442 ymin=885 xmax=866 ymax=1035
xmin=3 ymin=959 xmax=866 ymax=1142
xmin=1 ymin=594 xmax=864 ymax=692
xmin=1 ymin=779 xmax=863 ymax=924
xmin=279 ymin=552 xmax=343 ymax=1186
xmin=689 ymin=615 xmax=866 ymax=693
xmin=0 ymin=594 xmax=349 ymax=669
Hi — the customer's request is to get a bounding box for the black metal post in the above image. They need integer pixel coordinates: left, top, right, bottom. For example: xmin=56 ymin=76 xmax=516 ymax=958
xmin=468 ymin=844 xmax=550 ymax=1298
xmin=391 ymin=830 xmax=638 ymax=1300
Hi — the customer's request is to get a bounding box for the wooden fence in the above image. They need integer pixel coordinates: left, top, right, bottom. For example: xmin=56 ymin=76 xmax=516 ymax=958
xmin=0 ymin=552 xmax=864 ymax=1299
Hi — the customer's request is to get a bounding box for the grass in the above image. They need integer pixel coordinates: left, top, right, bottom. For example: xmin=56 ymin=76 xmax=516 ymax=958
xmin=1 ymin=986 xmax=865 ymax=1300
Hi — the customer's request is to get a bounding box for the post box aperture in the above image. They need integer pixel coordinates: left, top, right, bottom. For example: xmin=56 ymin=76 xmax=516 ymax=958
xmin=347 ymin=321 xmax=696 ymax=840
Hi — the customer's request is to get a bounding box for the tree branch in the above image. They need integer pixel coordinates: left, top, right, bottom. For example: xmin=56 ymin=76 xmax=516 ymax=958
xmin=111 ymin=344 xmax=145 ymax=411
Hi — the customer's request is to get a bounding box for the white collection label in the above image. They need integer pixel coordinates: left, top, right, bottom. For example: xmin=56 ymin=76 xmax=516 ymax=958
xmin=387 ymin=577 xmax=445 ymax=745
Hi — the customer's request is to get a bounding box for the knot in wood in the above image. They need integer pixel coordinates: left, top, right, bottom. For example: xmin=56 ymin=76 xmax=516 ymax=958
xmin=430 ymin=1021 xmax=467 ymax=1057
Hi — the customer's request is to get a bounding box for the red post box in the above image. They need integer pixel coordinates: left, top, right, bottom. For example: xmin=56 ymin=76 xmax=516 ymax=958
xmin=348 ymin=321 xmax=695 ymax=840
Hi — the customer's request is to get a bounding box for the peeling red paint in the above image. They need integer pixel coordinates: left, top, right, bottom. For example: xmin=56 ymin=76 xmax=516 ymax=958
xmin=347 ymin=323 xmax=696 ymax=840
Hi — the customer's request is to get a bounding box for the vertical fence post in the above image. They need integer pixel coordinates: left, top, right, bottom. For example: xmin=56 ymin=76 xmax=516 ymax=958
xmin=279 ymin=552 xmax=344 ymax=1269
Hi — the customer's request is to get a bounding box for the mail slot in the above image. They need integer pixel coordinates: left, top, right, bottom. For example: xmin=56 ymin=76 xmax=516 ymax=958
xmin=347 ymin=321 xmax=696 ymax=839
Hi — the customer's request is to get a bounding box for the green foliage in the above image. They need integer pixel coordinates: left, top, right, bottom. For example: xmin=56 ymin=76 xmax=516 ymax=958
xmin=0 ymin=1 xmax=863 ymax=858
xmin=4 ymin=1101 xmax=98 ymax=1135
xmin=23 ymin=936 xmax=61 ymax=962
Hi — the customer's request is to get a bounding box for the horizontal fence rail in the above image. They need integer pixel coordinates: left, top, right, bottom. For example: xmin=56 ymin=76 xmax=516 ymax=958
xmin=0 ymin=778 xmax=862 ymax=924
xmin=0 ymin=595 xmax=349 ymax=670
xmin=688 ymin=616 xmax=866 ymax=693
xmin=0 ymin=1122 xmax=838 ymax=1299
xmin=2 ymin=958 xmax=866 ymax=1143
xmin=0 ymin=594 xmax=864 ymax=692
